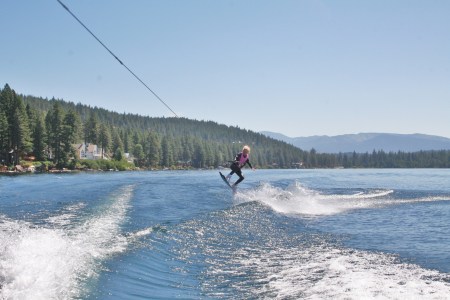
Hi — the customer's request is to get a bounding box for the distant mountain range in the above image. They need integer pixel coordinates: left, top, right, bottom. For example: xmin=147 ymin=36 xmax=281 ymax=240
xmin=261 ymin=132 xmax=450 ymax=153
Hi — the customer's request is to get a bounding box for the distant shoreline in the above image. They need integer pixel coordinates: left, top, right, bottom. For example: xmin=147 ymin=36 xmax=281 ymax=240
xmin=2 ymin=166 xmax=450 ymax=177
xmin=0 ymin=166 xmax=216 ymax=176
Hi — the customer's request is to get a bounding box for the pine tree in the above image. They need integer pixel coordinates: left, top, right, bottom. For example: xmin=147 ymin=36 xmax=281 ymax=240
xmin=146 ymin=131 xmax=160 ymax=168
xmin=132 ymin=144 xmax=145 ymax=167
xmin=60 ymin=110 xmax=80 ymax=167
xmin=192 ymin=139 xmax=206 ymax=168
xmin=113 ymin=147 xmax=124 ymax=161
xmin=161 ymin=135 xmax=174 ymax=167
xmin=1 ymin=85 xmax=15 ymax=162
xmin=32 ymin=115 xmax=46 ymax=161
xmin=9 ymin=93 xmax=32 ymax=164
xmin=46 ymin=103 xmax=64 ymax=166
xmin=111 ymin=128 xmax=124 ymax=158
xmin=0 ymin=110 xmax=8 ymax=164
xmin=98 ymin=123 xmax=112 ymax=159
xmin=84 ymin=113 xmax=99 ymax=144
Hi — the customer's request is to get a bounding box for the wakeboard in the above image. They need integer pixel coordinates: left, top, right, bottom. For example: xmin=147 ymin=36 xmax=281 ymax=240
xmin=219 ymin=172 xmax=234 ymax=189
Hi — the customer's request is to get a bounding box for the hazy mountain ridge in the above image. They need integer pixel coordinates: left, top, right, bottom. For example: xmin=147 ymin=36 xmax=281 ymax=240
xmin=261 ymin=132 xmax=450 ymax=153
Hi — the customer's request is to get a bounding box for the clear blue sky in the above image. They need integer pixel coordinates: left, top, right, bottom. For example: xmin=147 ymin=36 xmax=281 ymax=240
xmin=1 ymin=0 xmax=450 ymax=138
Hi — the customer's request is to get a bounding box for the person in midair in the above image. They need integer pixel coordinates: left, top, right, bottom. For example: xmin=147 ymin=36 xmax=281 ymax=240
xmin=226 ymin=145 xmax=254 ymax=187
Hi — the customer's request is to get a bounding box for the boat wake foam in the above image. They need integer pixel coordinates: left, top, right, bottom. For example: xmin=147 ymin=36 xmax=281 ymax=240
xmin=0 ymin=185 xmax=134 ymax=299
xmin=206 ymin=241 xmax=450 ymax=299
xmin=234 ymin=181 xmax=396 ymax=216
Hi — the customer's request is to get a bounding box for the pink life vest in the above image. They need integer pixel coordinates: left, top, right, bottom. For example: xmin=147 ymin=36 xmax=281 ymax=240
xmin=239 ymin=153 xmax=248 ymax=167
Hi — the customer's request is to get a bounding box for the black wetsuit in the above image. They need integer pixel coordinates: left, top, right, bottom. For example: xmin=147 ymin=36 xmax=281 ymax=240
xmin=228 ymin=152 xmax=253 ymax=186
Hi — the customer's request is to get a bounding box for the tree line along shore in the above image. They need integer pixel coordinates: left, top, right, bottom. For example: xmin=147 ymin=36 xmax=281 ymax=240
xmin=1 ymin=83 xmax=449 ymax=173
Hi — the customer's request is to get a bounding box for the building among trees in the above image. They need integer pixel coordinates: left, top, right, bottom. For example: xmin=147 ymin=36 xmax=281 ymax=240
xmin=73 ymin=143 xmax=104 ymax=160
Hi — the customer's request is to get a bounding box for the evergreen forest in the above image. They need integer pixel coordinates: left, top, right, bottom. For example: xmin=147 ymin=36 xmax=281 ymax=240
xmin=1 ymin=83 xmax=449 ymax=171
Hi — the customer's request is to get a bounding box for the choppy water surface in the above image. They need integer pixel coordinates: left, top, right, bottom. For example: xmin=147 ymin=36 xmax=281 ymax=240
xmin=1 ymin=169 xmax=450 ymax=299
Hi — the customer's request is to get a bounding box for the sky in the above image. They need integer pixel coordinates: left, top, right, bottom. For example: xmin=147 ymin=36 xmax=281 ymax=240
xmin=1 ymin=0 xmax=450 ymax=138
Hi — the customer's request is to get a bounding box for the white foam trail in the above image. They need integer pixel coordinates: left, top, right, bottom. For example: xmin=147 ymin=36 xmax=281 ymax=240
xmin=234 ymin=182 xmax=395 ymax=216
xmin=45 ymin=203 xmax=87 ymax=227
xmin=0 ymin=185 xmax=134 ymax=300
xmin=207 ymin=244 xmax=450 ymax=299
xmin=132 ymin=227 xmax=154 ymax=238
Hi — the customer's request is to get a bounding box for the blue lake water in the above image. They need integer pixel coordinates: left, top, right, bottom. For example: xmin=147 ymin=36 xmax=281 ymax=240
xmin=1 ymin=169 xmax=450 ymax=299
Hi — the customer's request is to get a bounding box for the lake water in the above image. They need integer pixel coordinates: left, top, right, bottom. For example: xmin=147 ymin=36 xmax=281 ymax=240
xmin=1 ymin=169 xmax=450 ymax=299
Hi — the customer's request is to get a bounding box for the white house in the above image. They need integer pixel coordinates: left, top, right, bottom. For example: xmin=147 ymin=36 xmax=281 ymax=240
xmin=73 ymin=143 xmax=104 ymax=160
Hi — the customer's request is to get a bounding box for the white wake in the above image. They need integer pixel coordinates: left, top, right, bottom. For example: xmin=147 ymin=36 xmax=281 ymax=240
xmin=0 ymin=185 xmax=134 ymax=300
xmin=233 ymin=181 xmax=395 ymax=216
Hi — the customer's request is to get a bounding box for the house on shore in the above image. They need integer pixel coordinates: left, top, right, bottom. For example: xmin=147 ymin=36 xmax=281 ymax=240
xmin=73 ymin=143 xmax=104 ymax=160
